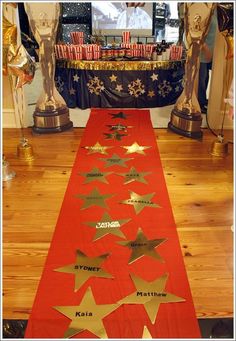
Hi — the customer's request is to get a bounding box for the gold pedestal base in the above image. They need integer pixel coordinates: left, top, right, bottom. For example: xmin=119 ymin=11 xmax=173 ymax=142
xmin=210 ymin=139 xmax=228 ymax=157
xmin=17 ymin=143 xmax=34 ymax=161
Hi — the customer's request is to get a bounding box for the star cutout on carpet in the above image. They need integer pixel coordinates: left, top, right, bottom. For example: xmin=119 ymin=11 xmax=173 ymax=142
xmin=103 ymin=132 xmax=127 ymax=141
xmin=122 ymin=142 xmax=151 ymax=155
xmin=142 ymin=325 xmax=153 ymax=339
xmin=69 ymin=88 xmax=76 ymax=95
xmin=117 ymin=166 xmax=151 ymax=184
xmin=79 ymin=167 xmax=112 ymax=184
xmin=120 ymin=191 xmax=161 ymax=214
xmin=115 ymin=84 xmax=123 ymax=92
xmin=100 ymin=153 xmax=133 ymax=168
xmin=117 ymin=227 xmax=167 ymax=263
xmin=110 ymin=112 xmax=128 ymax=119
xmin=150 ymin=73 xmax=158 ymax=81
xmin=54 ymin=250 xmax=112 ymax=291
xmin=148 ymin=90 xmax=155 ymax=98
xmin=84 ymin=142 xmax=113 ymax=155
xmin=73 ymin=74 xmax=80 ymax=82
xmin=109 ymin=74 xmax=117 ymax=82
xmin=85 ymin=212 xmax=130 ymax=240
xmin=53 ymin=287 xmax=119 ymax=338
xmin=118 ymin=273 xmax=185 ymax=323
xmin=76 ymin=187 xmax=114 ymax=209
xmin=107 ymin=123 xmax=132 ymax=132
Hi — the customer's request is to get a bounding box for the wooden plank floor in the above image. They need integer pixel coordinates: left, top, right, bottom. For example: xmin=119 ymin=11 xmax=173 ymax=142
xmin=2 ymin=127 xmax=234 ymax=320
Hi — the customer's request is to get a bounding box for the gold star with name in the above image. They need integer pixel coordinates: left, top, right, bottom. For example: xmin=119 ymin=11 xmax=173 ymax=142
xmin=84 ymin=142 xmax=113 ymax=155
xmin=148 ymin=90 xmax=155 ymax=98
xmin=80 ymin=167 xmax=112 ymax=184
xmin=117 ymin=228 xmax=167 ymax=263
xmin=116 ymin=84 xmax=123 ymax=92
xmin=76 ymin=187 xmax=114 ymax=209
xmin=122 ymin=142 xmax=151 ymax=155
xmin=109 ymin=74 xmax=117 ymax=82
xmin=120 ymin=191 xmax=161 ymax=214
xmin=54 ymin=287 xmax=119 ymax=338
xmin=118 ymin=273 xmax=185 ymax=323
xmin=117 ymin=166 xmax=151 ymax=184
xmin=85 ymin=212 xmax=130 ymax=240
xmin=54 ymin=250 xmax=112 ymax=291
xmin=100 ymin=153 xmax=133 ymax=168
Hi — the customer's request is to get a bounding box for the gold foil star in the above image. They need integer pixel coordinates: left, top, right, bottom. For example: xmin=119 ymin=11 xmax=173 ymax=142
xmin=116 ymin=84 xmax=123 ymax=92
xmin=142 ymin=325 xmax=153 ymax=339
xmin=117 ymin=228 xmax=166 ymax=263
xmin=54 ymin=250 xmax=112 ymax=291
xmin=80 ymin=167 xmax=112 ymax=184
xmin=85 ymin=212 xmax=130 ymax=240
xmin=100 ymin=153 xmax=133 ymax=168
xmin=109 ymin=74 xmax=117 ymax=82
xmin=148 ymin=90 xmax=155 ymax=98
xmin=54 ymin=287 xmax=119 ymax=338
xmin=120 ymin=191 xmax=160 ymax=214
xmin=84 ymin=142 xmax=113 ymax=155
xmin=73 ymin=74 xmax=79 ymax=82
xmin=117 ymin=166 xmax=151 ymax=184
xmin=76 ymin=187 xmax=113 ymax=209
xmin=118 ymin=273 xmax=185 ymax=323
xmin=150 ymin=73 xmax=158 ymax=81
xmin=122 ymin=142 xmax=151 ymax=155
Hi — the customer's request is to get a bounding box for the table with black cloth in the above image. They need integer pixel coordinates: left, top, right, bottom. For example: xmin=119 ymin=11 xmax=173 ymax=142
xmin=55 ymin=60 xmax=185 ymax=109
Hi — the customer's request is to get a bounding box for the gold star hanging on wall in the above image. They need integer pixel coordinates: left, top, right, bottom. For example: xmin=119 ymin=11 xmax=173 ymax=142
xmin=76 ymin=187 xmax=114 ymax=209
xmin=54 ymin=287 xmax=119 ymax=338
xmin=109 ymin=74 xmax=117 ymax=82
xmin=122 ymin=142 xmax=151 ymax=155
xmin=100 ymin=153 xmax=133 ymax=168
xmin=117 ymin=166 xmax=151 ymax=184
xmin=120 ymin=191 xmax=161 ymax=214
xmin=84 ymin=142 xmax=113 ymax=155
xmin=118 ymin=273 xmax=185 ymax=323
xmin=79 ymin=167 xmax=112 ymax=184
xmin=117 ymin=228 xmax=167 ymax=264
xmin=85 ymin=212 xmax=130 ymax=240
xmin=54 ymin=250 xmax=112 ymax=291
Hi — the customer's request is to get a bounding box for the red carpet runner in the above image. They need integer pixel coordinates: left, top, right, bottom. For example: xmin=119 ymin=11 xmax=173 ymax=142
xmin=25 ymin=109 xmax=201 ymax=338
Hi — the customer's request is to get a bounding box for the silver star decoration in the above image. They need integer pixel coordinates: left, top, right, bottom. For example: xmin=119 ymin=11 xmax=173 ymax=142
xmin=116 ymin=84 xmax=123 ymax=92
xmin=73 ymin=74 xmax=80 ymax=82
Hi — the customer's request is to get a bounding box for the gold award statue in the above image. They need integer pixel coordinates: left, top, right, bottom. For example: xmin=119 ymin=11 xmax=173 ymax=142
xmin=168 ymin=3 xmax=216 ymax=139
xmin=24 ymin=3 xmax=73 ymax=133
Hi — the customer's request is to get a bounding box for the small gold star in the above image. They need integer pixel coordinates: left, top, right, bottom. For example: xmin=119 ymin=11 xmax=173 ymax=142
xmin=150 ymin=73 xmax=158 ymax=81
xmin=84 ymin=142 xmax=113 ymax=155
xmin=116 ymin=84 xmax=123 ymax=92
xmin=69 ymin=88 xmax=76 ymax=95
xmin=76 ymin=187 xmax=113 ymax=209
xmin=73 ymin=74 xmax=80 ymax=82
xmin=120 ymin=191 xmax=161 ymax=214
xmin=148 ymin=90 xmax=155 ymax=98
xmin=122 ymin=142 xmax=151 ymax=155
xmin=109 ymin=74 xmax=117 ymax=82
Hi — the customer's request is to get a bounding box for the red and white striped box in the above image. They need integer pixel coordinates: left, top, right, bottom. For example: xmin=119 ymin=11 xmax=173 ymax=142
xmin=70 ymin=31 xmax=84 ymax=45
xmin=122 ymin=31 xmax=130 ymax=43
xmin=132 ymin=44 xmax=142 ymax=57
xmin=143 ymin=44 xmax=154 ymax=58
xmin=170 ymin=45 xmax=183 ymax=60
xmin=67 ymin=45 xmax=75 ymax=60
xmin=74 ymin=45 xmax=83 ymax=60
xmin=92 ymin=44 xmax=101 ymax=60
xmin=83 ymin=44 xmax=93 ymax=60
xmin=120 ymin=43 xmax=131 ymax=49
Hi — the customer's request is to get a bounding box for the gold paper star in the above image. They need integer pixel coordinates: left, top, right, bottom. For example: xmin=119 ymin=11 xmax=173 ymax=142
xmin=117 ymin=166 xmax=151 ymax=184
xmin=76 ymin=187 xmax=113 ymax=209
xmin=142 ymin=325 xmax=153 ymax=339
xmin=85 ymin=212 xmax=130 ymax=240
xmin=54 ymin=250 xmax=112 ymax=291
xmin=117 ymin=228 xmax=166 ymax=263
xmin=54 ymin=287 xmax=119 ymax=338
xmin=100 ymin=153 xmax=133 ymax=168
xmin=84 ymin=142 xmax=113 ymax=155
xmin=122 ymin=142 xmax=151 ymax=155
xmin=150 ymin=73 xmax=158 ymax=81
xmin=80 ymin=167 xmax=112 ymax=184
xmin=118 ymin=273 xmax=185 ymax=323
xmin=109 ymin=74 xmax=117 ymax=82
xmin=148 ymin=90 xmax=155 ymax=98
xmin=116 ymin=84 xmax=123 ymax=92
xmin=120 ymin=191 xmax=161 ymax=214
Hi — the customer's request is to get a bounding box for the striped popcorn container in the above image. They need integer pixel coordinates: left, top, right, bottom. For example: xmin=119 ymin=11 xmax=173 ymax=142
xmin=92 ymin=44 xmax=101 ymax=60
xmin=122 ymin=31 xmax=130 ymax=43
xmin=54 ymin=45 xmax=60 ymax=59
xmin=74 ymin=45 xmax=83 ymax=60
xmin=170 ymin=45 xmax=183 ymax=60
xmin=70 ymin=31 xmax=84 ymax=45
xmin=67 ymin=45 xmax=75 ymax=60
xmin=132 ymin=44 xmax=141 ymax=57
xmin=83 ymin=44 xmax=93 ymax=60
xmin=144 ymin=44 xmax=154 ymax=58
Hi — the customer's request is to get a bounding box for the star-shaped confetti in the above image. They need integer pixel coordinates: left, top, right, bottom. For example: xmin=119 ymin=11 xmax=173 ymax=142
xmin=84 ymin=142 xmax=113 ymax=155
xmin=148 ymin=90 xmax=155 ymax=98
xmin=118 ymin=273 xmax=185 ymax=323
xmin=54 ymin=250 xmax=112 ymax=291
xmin=115 ymin=84 xmax=123 ymax=92
xmin=109 ymin=74 xmax=117 ymax=82
xmin=103 ymin=132 xmax=127 ymax=141
xmin=117 ymin=166 xmax=151 ymax=184
xmin=100 ymin=153 xmax=133 ymax=168
xmin=120 ymin=191 xmax=160 ymax=214
xmin=117 ymin=228 xmax=166 ymax=263
xmin=85 ymin=212 xmax=130 ymax=240
xmin=69 ymin=88 xmax=76 ymax=95
xmin=122 ymin=142 xmax=151 ymax=155
xmin=79 ymin=167 xmax=112 ymax=184
xmin=110 ymin=112 xmax=128 ymax=119
xmin=76 ymin=187 xmax=113 ymax=209
xmin=150 ymin=73 xmax=158 ymax=81
xmin=73 ymin=74 xmax=80 ymax=82
xmin=54 ymin=287 xmax=119 ymax=338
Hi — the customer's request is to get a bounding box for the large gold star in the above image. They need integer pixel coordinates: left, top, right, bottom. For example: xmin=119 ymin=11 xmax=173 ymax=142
xmin=117 ymin=166 xmax=151 ymax=184
xmin=117 ymin=228 xmax=167 ymax=264
xmin=109 ymin=74 xmax=117 ymax=82
xmin=118 ymin=273 xmax=185 ymax=323
xmin=120 ymin=191 xmax=160 ymax=214
xmin=54 ymin=250 xmax=112 ymax=291
xmin=80 ymin=167 xmax=112 ymax=184
xmin=122 ymin=142 xmax=151 ymax=155
xmin=100 ymin=153 xmax=133 ymax=168
xmin=76 ymin=188 xmax=113 ymax=209
xmin=84 ymin=142 xmax=113 ymax=155
xmin=85 ymin=212 xmax=130 ymax=240
xmin=54 ymin=287 xmax=119 ymax=338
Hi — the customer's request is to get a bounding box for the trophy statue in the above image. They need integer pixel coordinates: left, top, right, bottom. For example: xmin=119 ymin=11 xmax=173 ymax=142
xmin=168 ymin=3 xmax=216 ymax=139
xmin=24 ymin=3 xmax=73 ymax=133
